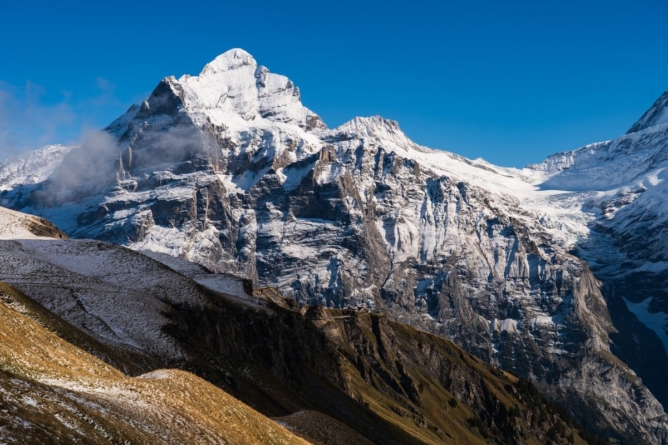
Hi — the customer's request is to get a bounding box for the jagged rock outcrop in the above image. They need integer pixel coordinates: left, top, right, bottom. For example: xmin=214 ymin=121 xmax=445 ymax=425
xmin=627 ymin=92 xmax=668 ymax=134
xmin=2 ymin=49 xmax=668 ymax=443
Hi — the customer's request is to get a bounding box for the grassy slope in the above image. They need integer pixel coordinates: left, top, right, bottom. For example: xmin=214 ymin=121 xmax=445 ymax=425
xmin=273 ymin=410 xmax=376 ymax=445
xmin=0 ymin=285 xmax=309 ymax=445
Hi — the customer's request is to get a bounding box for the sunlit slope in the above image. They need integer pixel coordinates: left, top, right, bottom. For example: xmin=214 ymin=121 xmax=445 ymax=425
xmin=0 ymin=283 xmax=309 ymax=445
xmin=0 ymin=205 xmax=66 ymax=239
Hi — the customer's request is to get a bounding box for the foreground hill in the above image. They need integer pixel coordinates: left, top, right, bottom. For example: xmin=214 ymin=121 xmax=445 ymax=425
xmin=0 ymin=281 xmax=308 ymax=444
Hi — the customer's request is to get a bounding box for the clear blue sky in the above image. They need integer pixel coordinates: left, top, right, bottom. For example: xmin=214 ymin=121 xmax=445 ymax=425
xmin=1 ymin=0 xmax=667 ymax=166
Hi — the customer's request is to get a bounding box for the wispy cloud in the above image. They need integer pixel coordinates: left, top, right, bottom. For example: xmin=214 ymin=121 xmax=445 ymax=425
xmin=0 ymin=77 xmax=129 ymax=160
xmin=94 ymin=77 xmax=116 ymax=93
xmin=0 ymin=81 xmax=76 ymax=157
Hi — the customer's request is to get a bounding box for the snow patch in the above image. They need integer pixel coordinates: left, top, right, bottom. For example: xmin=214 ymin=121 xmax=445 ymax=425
xmin=624 ymin=297 xmax=668 ymax=354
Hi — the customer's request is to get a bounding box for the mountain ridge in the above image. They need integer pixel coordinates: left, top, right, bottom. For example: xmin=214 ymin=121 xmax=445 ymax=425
xmin=627 ymin=91 xmax=668 ymax=134
xmin=2 ymin=48 xmax=668 ymax=443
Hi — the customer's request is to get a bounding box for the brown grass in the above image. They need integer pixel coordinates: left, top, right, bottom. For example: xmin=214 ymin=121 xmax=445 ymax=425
xmin=0 ymin=293 xmax=310 ymax=445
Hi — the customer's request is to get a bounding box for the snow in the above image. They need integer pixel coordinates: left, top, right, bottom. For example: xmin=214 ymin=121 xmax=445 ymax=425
xmin=646 ymin=167 xmax=666 ymax=187
xmin=321 ymin=116 xmax=598 ymax=250
xmin=0 ymin=237 xmax=221 ymax=358
xmin=624 ymin=297 xmax=668 ymax=354
xmin=22 ymin=396 xmax=38 ymax=407
xmin=530 ymin=316 xmax=556 ymax=327
xmin=628 ymin=261 xmax=668 ymax=274
xmin=328 ymin=116 xmax=424 ymax=151
xmin=490 ymin=318 xmax=519 ymax=334
xmin=193 ymin=274 xmax=248 ymax=299
xmin=140 ymin=250 xmax=251 ymax=301
xmin=231 ymin=166 xmax=272 ymax=191
xmin=177 ymin=48 xmax=324 ymax=133
xmin=278 ymin=159 xmax=317 ymax=190
xmin=0 ymin=144 xmax=73 ymax=191
xmin=0 ymin=206 xmax=51 ymax=239
xmin=627 ymin=92 xmax=668 ymax=134
xmin=654 ymin=108 xmax=668 ymax=129
xmin=137 ymin=369 xmax=172 ymax=380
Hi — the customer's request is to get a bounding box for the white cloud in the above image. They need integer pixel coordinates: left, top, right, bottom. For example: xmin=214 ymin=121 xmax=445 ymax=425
xmin=0 ymin=80 xmax=76 ymax=157
xmin=0 ymin=77 xmax=128 ymax=160
xmin=94 ymin=77 xmax=116 ymax=94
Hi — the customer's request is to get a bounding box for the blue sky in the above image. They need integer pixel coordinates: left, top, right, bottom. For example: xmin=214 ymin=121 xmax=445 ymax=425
xmin=1 ymin=0 xmax=667 ymax=166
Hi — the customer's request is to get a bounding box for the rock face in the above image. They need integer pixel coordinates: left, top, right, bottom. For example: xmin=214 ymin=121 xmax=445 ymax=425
xmin=627 ymin=92 xmax=668 ymax=134
xmin=530 ymin=107 xmax=668 ymax=417
xmin=2 ymin=49 xmax=668 ymax=443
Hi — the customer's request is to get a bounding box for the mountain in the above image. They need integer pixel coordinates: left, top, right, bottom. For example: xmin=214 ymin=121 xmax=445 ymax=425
xmin=0 ymin=207 xmax=592 ymax=445
xmin=1 ymin=48 xmax=668 ymax=443
xmin=0 ymin=144 xmax=73 ymax=192
xmin=626 ymin=92 xmax=668 ymax=134
xmin=529 ymin=97 xmax=668 ymax=413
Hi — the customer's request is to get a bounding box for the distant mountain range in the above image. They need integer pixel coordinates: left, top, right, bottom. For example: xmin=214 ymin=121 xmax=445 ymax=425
xmin=2 ymin=48 xmax=668 ymax=444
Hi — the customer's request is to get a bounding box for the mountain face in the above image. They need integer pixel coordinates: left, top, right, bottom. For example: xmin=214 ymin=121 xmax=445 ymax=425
xmin=0 ymin=209 xmax=592 ymax=445
xmin=2 ymin=48 xmax=668 ymax=443
xmin=626 ymin=92 xmax=668 ymax=134
xmin=530 ymin=108 xmax=668 ymax=412
xmin=0 ymin=144 xmax=73 ymax=192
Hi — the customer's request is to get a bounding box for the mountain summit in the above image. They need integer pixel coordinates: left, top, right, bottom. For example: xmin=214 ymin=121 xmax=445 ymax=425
xmin=627 ymin=91 xmax=668 ymax=134
xmin=3 ymin=49 xmax=668 ymax=444
xmin=161 ymin=48 xmax=324 ymax=131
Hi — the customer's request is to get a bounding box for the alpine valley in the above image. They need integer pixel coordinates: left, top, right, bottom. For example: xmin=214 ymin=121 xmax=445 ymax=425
xmin=1 ymin=48 xmax=668 ymax=444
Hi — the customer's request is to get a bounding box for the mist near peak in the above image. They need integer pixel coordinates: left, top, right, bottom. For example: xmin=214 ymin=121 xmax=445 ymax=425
xmin=0 ymin=78 xmax=129 ymax=161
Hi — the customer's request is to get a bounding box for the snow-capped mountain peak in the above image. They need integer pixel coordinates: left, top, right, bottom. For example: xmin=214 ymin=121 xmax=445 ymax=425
xmin=627 ymin=91 xmax=668 ymax=134
xmin=199 ymin=48 xmax=255 ymax=75
xmin=175 ymin=48 xmax=325 ymax=131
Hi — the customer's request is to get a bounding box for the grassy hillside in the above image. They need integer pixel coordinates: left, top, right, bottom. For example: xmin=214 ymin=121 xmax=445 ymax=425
xmin=172 ymin=291 xmax=595 ymax=445
xmin=0 ymin=284 xmax=309 ymax=444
